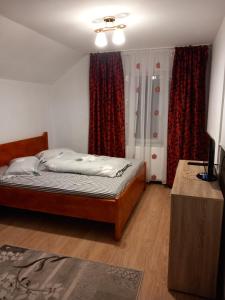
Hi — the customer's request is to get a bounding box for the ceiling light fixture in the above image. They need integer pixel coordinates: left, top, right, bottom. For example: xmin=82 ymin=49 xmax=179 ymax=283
xmin=95 ymin=31 xmax=108 ymax=48
xmin=94 ymin=16 xmax=127 ymax=48
xmin=112 ymin=28 xmax=126 ymax=45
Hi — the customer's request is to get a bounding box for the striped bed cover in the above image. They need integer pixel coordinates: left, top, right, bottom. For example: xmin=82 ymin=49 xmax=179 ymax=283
xmin=0 ymin=160 xmax=144 ymax=199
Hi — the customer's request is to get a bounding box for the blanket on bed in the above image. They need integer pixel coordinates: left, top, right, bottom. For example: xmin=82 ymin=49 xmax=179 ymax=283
xmin=45 ymin=153 xmax=131 ymax=178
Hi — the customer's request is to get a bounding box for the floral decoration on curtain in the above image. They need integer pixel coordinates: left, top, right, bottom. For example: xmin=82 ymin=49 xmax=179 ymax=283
xmin=122 ymin=50 xmax=173 ymax=182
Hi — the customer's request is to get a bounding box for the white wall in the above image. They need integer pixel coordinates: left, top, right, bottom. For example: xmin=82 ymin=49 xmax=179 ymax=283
xmin=0 ymin=78 xmax=53 ymax=145
xmin=221 ymin=84 xmax=225 ymax=150
xmin=0 ymin=55 xmax=89 ymax=153
xmin=207 ymin=16 xmax=225 ymax=161
xmin=50 ymin=55 xmax=89 ymax=153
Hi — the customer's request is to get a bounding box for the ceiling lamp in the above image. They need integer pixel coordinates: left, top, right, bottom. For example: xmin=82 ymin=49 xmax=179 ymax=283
xmin=95 ymin=31 xmax=108 ymax=48
xmin=94 ymin=16 xmax=126 ymax=48
xmin=112 ymin=28 xmax=126 ymax=45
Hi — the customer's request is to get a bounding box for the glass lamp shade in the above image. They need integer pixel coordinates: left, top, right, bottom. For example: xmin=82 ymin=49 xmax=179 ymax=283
xmin=95 ymin=32 xmax=108 ymax=48
xmin=112 ymin=29 xmax=126 ymax=45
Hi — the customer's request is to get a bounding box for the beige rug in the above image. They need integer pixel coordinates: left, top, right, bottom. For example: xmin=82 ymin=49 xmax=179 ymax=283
xmin=0 ymin=245 xmax=143 ymax=300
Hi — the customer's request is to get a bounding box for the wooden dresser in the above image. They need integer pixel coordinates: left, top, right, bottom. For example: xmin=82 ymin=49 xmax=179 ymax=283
xmin=168 ymin=160 xmax=224 ymax=299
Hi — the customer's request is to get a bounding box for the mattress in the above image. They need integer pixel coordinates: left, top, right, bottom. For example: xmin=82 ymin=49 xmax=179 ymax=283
xmin=0 ymin=159 xmax=144 ymax=199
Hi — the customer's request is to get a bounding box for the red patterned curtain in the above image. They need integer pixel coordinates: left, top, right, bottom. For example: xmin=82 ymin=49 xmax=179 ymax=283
xmin=167 ymin=46 xmax=209 ymax=187
xmin=89 ymin=52 xmax=125 ymax=157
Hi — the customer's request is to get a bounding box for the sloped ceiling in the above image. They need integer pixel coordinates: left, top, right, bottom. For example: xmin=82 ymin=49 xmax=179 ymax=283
xmin=0 ymin=0 xmax=225 ymax=83
xmin=0 ymin=15 xmax=83 ymax=84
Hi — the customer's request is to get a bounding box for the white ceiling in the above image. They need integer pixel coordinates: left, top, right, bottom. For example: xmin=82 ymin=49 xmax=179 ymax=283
xmin=0 ymin=0 xmax=225 ymax=83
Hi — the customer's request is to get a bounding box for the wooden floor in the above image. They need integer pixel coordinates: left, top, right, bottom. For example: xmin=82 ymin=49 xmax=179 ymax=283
xmin=0 ymin=184 xmax=203 ymax=300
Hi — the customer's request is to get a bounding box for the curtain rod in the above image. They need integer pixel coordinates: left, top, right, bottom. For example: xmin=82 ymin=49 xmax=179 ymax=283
xmin=93 ymin=46 xmax=173 ymax=54
xmin=119 ymin=46 xmax=174 ymax=52
xmin=119 ymin=43 xmax=211 ymax=52
xmin=92 ymin=43 xmax=211 ymax=54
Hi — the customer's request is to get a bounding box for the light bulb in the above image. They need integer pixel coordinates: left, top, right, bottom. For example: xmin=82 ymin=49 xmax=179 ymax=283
xmin=112 ymin=29 xmax=125 ymax=45
xmin=95 ymin=32 xmax=108 ymax=48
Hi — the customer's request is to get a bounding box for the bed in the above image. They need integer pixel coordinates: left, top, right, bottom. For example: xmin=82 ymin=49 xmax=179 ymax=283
xmin=0 ymin=132 xmax=146 ymax=240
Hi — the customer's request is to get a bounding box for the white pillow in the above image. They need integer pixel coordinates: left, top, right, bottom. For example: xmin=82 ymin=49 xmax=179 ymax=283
xmin=5 ymin=156 xmax=40 ymax=176
xmin=36 ymin=148 xmax=75 ymax=163
xmin=0 ymin=166 xmax=8 ymax=176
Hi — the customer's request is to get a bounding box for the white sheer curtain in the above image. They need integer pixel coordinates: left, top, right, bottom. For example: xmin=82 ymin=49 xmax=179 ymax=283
xmin=122 ymin=49 xmax=173 ymax=182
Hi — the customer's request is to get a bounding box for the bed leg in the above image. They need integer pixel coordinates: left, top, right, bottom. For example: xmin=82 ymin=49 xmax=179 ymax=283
xmin=114 ymin=222 xmax=123 ymax=241
xmin=144 ymin=182 xmax=147 ymax=191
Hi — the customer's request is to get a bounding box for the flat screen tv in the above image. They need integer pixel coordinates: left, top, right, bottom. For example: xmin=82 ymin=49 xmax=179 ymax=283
xmin=196 ymin=134 xmax=217 ymax=181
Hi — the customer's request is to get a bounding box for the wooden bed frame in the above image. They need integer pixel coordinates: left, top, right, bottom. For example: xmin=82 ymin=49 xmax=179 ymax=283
xmin=0 ymin=132 xmax=146 ymax=240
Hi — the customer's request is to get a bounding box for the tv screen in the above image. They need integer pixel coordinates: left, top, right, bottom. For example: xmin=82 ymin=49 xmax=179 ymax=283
xmin=208 ymin=136 xmax=216 ymax=178
xmin=196 ymin=134 xmax=217 ymax=181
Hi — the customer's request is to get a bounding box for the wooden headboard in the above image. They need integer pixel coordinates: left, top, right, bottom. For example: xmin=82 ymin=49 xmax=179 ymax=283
xmin=0 ymin=132 xmax=48 ymax=166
